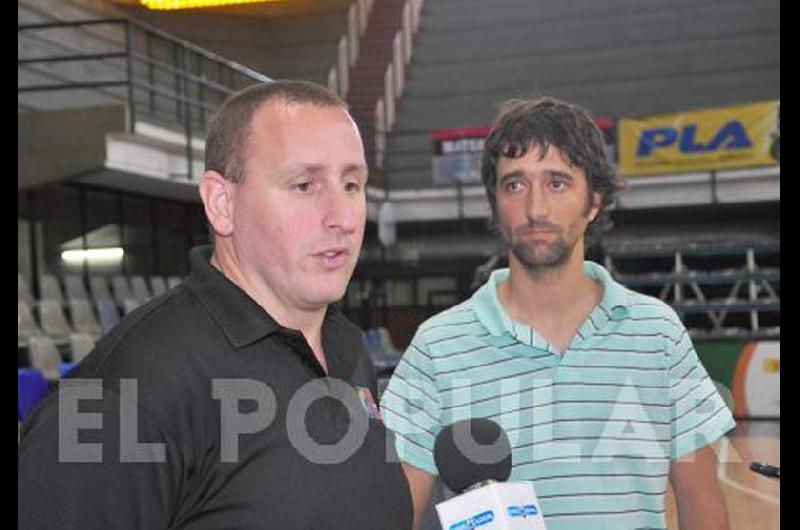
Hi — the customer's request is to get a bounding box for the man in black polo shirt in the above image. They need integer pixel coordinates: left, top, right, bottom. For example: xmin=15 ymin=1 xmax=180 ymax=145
xmin=18 ymin=81 xmax=413 ymax=529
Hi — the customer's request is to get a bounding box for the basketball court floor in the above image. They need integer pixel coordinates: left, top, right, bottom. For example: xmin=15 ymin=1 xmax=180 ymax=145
xmin=665 ymin=420 xmax=780 ymax=529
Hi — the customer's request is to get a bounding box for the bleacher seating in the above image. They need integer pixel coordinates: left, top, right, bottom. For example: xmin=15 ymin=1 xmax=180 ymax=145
xmin=18 ymin=273 xmax=34 ymax=305
xmin=96 ymin=297 xmax=121 ymax=334
xmin=64 ymin=274 xmax=90 ymax=300
xmin=362 ymin=327 xmax=401 ymax=379
xmin=18 ymin=273 xmax=184 ymax=358
xmin=39 ymin=273 xmax=64 ymax=303
xmin=111 ymin=275 xmax=133 ymax=308
xmin=69 ymin=332 xmax=95 ymax=364
xmin=68 ymin=298 xmax=102 ymax=339
xmin=37 ymin=299 xmax=73 ymax=345
xmin=28 ymin=336 xmax=63 ymax=381
xmin=18 ymin=300 xmax=42 ymax=348
xmin=18 ymin=368 xmax=48 ymax=421
xmin=383 ymin=0 xmax=780 ymax=189
xmin=89 ymin=276 xmax=113 ymax=302
xmin=377 ymin=326 xmax=401 ymax=357
xmin=150 ymin=276 xmax=167 ymax=297
xmin=59 ymin=362 xmax=76 ymax=378
xmin=130 ymin=275 xmax=151 ymax=303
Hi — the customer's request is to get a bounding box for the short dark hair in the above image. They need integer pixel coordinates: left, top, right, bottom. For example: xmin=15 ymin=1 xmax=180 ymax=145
xmin=480 ymin=97 xmax=624 ymax=247
xmin=204 ymin=79 xmax=348 ymax=183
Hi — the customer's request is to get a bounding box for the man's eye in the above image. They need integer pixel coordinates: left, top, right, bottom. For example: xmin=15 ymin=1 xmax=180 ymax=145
xmin=505 ymin=181 xmax=524 ymax=192
xmin=550 ymin=180 xmax=567 ymax=191
xmin=295 ymin=182 xmax=311 ymax=192
xmin=345 ymin=181 xmax=361 ymax=193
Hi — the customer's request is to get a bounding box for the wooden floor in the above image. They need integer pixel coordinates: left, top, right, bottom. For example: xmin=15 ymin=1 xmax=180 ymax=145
xmin=666 ymin=420 xmax=780 ymax=529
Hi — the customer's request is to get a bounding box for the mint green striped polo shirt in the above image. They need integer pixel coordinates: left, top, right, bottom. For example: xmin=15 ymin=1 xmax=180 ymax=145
xmin=380 ymin=262 xmax=735 ymax=530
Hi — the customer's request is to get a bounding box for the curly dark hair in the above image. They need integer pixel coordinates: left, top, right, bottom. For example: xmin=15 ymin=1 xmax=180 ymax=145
xmin=480 ymin=97 xmax=624 ymax=248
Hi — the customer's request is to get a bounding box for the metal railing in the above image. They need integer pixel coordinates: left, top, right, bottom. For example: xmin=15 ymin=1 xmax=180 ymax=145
xmin=374 ymin=0 xmax=424 ymax=170
xmin=605 ymin=243 xmax=780 ymax=340
xmin=19 ymin=18 xmax=271 ymax=180
xmin=328 ymin=0 xmax=373 ymax=99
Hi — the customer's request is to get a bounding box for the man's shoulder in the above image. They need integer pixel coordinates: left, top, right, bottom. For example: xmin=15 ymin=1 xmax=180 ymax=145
xmin=51 ymin=286 xmax=222 ymax=442
xmin=412 ymin=300 xmax=486 ymax=349
xmin=71 ymin=285 xmax=218 ymax=382
xmin=620 ymin=288 xmax=683 ymax=322
xmin=611 ymin=287 xmax=688 ymax=343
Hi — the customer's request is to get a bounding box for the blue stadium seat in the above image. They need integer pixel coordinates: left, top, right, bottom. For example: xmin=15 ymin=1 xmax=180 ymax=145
xmin=96 ymin=297 xmax=121 ymax=334
xmin=363 ymin=329 xmax=398 ymax=376
xmin=18 ymin=368 xmax=48 ymax=421
xmin=59 ymin=362 xmax=76 ymax=378
xmin=366 ymin=329 xmax=383 ymax=355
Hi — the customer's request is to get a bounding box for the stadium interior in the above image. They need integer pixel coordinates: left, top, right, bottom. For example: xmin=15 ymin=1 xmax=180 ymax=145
xmin=18 ymin=0 xmax=779 ymax=528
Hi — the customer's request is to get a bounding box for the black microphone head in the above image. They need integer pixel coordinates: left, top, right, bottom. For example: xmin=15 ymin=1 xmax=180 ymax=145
xmin=433 ymin=418 xmax=512 ymax=494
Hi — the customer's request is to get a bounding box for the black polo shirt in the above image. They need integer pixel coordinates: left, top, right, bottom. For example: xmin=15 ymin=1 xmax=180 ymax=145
xmin=18 ymin=246 xmax=413 ymax=529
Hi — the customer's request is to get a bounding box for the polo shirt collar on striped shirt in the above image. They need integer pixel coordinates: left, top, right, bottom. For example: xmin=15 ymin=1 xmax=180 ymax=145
xmin=581 ymin=260 xmax=631 ymax=334
xmin=472 ymin=261 xmax=631 ymax=344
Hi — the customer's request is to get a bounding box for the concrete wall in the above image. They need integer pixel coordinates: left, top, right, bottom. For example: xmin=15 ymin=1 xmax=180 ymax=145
xmin=19 ymin=105 xmax=128 ymax=189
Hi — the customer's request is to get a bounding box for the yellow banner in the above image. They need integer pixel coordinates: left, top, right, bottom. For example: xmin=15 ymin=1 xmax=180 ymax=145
xmin=619 ymin=101 xmax=779 ymax=176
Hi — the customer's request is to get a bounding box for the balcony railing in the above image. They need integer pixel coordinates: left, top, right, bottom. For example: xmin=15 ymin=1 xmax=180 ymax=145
xmin=19 ymin=18 xmax=271 ymax=180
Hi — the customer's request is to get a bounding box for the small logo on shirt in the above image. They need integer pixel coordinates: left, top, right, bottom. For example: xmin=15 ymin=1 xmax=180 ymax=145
xmin=357 ymin=387 xmax=382 ymax=422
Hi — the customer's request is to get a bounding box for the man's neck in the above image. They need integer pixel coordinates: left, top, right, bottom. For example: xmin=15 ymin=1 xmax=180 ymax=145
xmin=210 ymin=247 xmax=328 ymax=367
xmin=499 ymin=250 xmax=602 ymax=330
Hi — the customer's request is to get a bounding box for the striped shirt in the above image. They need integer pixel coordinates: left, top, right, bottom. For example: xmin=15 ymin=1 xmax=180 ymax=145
xmin=380 ymin=262 xmax=735 ymax=530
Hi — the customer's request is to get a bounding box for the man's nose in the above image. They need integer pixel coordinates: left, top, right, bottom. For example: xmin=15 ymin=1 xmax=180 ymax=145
xmin=526 ymin=182 xmax=551 ymax=219
xmin=323 ymin=188 xmax=360 ymax=233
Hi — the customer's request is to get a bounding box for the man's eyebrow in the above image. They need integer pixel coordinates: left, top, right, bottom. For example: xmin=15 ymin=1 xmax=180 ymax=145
xmin=279 ymin=163 xmax=369 ymax=177
xmin=498 ymin=168 xmax=576 ymax=185
xmin=341 ymin=163 xmax=369 ymax=178
xmin=543 ymin=169 xmax=575 ymax=181
xmin=277 ymin=163 xmax=325 ymax=179
xmin=498 ymin=169 xmax=525 ymax=185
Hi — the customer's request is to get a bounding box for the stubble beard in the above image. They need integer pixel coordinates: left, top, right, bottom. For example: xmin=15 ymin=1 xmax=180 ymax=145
xmin=508 ymin=231 xmax=575 ymax=270
xmin=498 ymin=217 xmax=581 ymax=271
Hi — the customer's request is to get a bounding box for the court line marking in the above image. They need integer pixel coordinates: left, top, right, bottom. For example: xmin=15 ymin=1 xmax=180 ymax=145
xmin=716 ymin=436 xmax=780 ymax=506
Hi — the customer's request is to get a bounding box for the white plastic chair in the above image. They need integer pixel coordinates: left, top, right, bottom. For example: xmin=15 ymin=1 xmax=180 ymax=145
xmin=64 ymin=275 xmax=89 ymax=301
xmin=89 ymin=276 xmax=112 ymax=302
xmin=39 ymin=274 xmax=64 ymax=303
xmin=111 ymin=275 xmax=132 ymax=309
xmin=130 ymin=275 xmax=151 ymax=303
xmin=18 ymin=273 xmax=34 ymax=304
xmin=28 ymin=336 xmax=62 ymax=381
xmin=68 ymin=298 xmax=102 ymax=339
xmin=18 ymin=300 xmax=42 ymax=348
xmin=69 ymin=332 xmax=96 ymax=364
xmin=38 ymin=299 xmax=73 ymax=344
xmin=150 ymin=276 xmax=167 ymax=297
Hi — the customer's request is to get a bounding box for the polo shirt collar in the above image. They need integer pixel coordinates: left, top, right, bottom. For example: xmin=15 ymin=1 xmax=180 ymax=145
xmin=585 ymin=260 xmax=631 ymax=325
xmin=472 ymin=267 xmax=514 ymax=338
xmin=472 ymin=261 xmax=631 ymax=342
xmin=185 ymin=245 xmax=281 ymax=349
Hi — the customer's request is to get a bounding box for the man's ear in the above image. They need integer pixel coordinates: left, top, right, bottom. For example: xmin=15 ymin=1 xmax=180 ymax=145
xmin=587 ymin=191 xmax=603 ymax=223
xmin=199 ymin=171 xmax=235 ymax=237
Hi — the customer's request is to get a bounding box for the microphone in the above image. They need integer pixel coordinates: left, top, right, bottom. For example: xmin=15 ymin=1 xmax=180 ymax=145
xmin=433 ymin=418 xmax=547 ymax=529
xmin=750 ymin=461 xmax=780 ymax=480
xmin=434 ymin=417 xmax=512 ymax=493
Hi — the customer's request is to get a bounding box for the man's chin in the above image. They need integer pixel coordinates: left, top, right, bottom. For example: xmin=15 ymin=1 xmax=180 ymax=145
xmin=305 ymin=284 xmax=349 ymax=307
xmin=301 ymin=263 xmax=357 ymax=307
xmin=511 ymin=242 xmax=571 ymax=269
